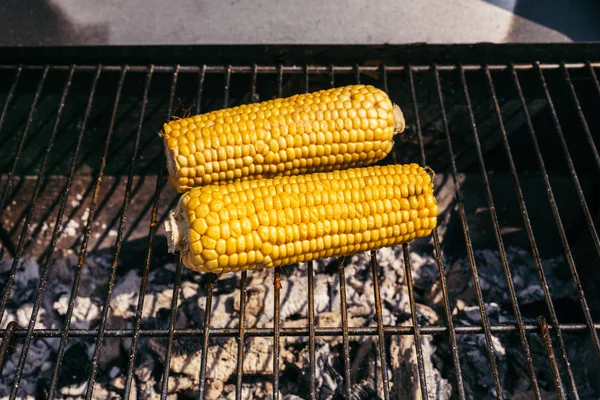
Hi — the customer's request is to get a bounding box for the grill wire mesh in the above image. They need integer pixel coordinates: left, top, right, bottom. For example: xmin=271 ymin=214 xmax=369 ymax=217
xmin=0 ymin=56 xmax=599 ymax=400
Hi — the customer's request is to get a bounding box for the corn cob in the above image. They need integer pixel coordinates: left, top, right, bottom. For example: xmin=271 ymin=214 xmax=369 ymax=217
xmin=161 ymin=84 xmax=405 ymax=192
xmin=165 ymin=164 xmax=437 ymax=274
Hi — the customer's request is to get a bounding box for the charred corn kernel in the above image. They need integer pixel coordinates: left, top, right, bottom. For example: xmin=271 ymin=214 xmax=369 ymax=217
xmin=165 ymin=164 xmax=437 ymax=273
xmin=161 ymin=85 xmax=406 ymax=192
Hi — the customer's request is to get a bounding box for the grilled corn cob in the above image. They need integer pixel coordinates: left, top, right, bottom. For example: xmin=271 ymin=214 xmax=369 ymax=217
xmin=161 ymin=84 xmax=405 ymax=192
xmin=165 ymin=164 xmax=437 ymax=273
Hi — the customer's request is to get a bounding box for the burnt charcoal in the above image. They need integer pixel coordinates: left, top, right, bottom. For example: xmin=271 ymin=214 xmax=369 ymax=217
xmin=427 ymin=247 xmax=574 ymax=317
xmin=1 ymin=258 xmax=40 ymax=305
xmin=314 ymin=344 xmax=344 ymax=400
xmin=350 ymin=380 xmax=380 ymax=399
xmin=59 ymin=341 xmax=91 ymax=388
xmin=455 ymin=333 xmax=508 ymax=399
xmin=390 ymin=323 xmax=452 ymax=400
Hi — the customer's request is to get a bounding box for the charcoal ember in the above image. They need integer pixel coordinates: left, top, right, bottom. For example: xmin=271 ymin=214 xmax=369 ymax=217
xmin=232 ymin=268 xmax=315 ymax=329
xmin=0 ymin=340 xmax=53 ymax=398
xmin=455 ymin=332 xmax=508 ymax=399
xmin=59 ymin=381 xmax=87 ymax=397
xmin=350 ymin=380 xmax=380 ymax=400
xmin=48 ymin=254 xmax=109 ymax=299
xmin=458 ymin=302 xmax=502 ymax=325
xmin=148 ymin=335 xmax=281 ymax=386
xmin=58 ymin=342 xmax=93 ymax=390
xmin=389 ymin=322 xmax=452 ymax=400
xmin=16 ymin=304 xmax=46 ymax=329
xmin=181 ymin=281 xmax=199 ymax=300
xmin=142 ymin=288 xmax=173 ymax=320
xmin=0 ymin=312 xmax=16 ymax=329
xmin=426 ymin=247 xmax=573 ymax=313
xmin=89 ymin=383 xmax=122 ymax=399
xmin=110 ymin=375 xmax=137 ymax=399
xmin=512 ymin=389 xmax=560 ymax=400
xmin=99 ymin=337 xmax=124 ymax=370
xmin=206 ymin=291 xmax=239 ymax=329
xmin=220 ymin=380 xmax=277 ymax=400
xmin=53 ymin=295 xmax=100 ymax=329
xmin=314 ymin=343 xmax=344 ymax=400
xmin=282 ymin=313 xmax=367 ymax=347
xmin=282 ymin=395 xmax=305 ymax=400
xmin=205 ymin=379 xmax=224 ymax=400
xmin=1 ymin=258 xmax=40 ymax=304
xmin=165 ymin=375 xmax=195 ymax=395
xmin=137 ymin=376 xmax=159 ymax=400
xmin=110 ymin=269 xmax=141 ymax=318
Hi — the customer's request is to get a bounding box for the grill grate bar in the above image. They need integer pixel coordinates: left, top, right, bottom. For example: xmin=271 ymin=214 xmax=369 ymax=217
xmin=370 ymin=252 xmax=391 ymax=400
xmin=0 ymin=66 xmax=25 ymax=220
xmin=2 ymin=322 xmax=598 ymax=338
xmin=324 ymin=63 xmax=351 ymax=397
xmin=47 ymin=66 xmax=128 ymax=399
xmin=161 ymin=255 xmax=184 ymax=399
xmin=196 ymin=65 xmax=206 ymax=115
xmin=273 ymin=268 xmax=282 ymax=399
xmin=587 ymin=62 xmax=600 ymax=127
xmin=562 ymin=64 xmax=600 ymax=173
xmin=197 ymin=274 xmax=216 ymax=400
xmin=0 ymin=321 xmax=17 ymax=373
xmin=235 ymin=271 xmax=248 ymax=400
xmin=9 ymin=64 xmax=96 ymax=400
xmin=307 ymin=261 xmax=317 ymax=399
xmin=332 ymin=64 xmax=353 ymax=399
xmin=123 ymin=65 xmax=179 ymax=399
xmin=198 ymin=65 xmax=231 ymax=400
xmin=1 ymin=62 xmax=599 ymax=74
xmin=461 ymin=65 xmax=542 ymax=396
xmin=0 ymin=66 xmax=22 ymax=257
xmin=537 ymin=317 xmax=567 ymax=399
xmin=272 ymin=64 xmax=284 ymax=400
xmin=407 ymin=65 xmax=466 ymax=399
xmin=0 ymin=68 xmax=48 ymax=323
xmin=232 ymin=65 xmax=261 ymax=400
xmin=402 ymin=244 xmax=429 ymax=400
xmin=433 ymin=64 xmax=505 ymax=399
xmin=512 ymin=65 xmax=583 ymax=397
xmin=372 ymin=66 xmax=391 ymax=400
xmin=536 ymin=63 xmax=600 ymax=355
xmin=160 ymin=66 xmax=186 ymax=400
xmin=0 ymin=65 xmax=21 ymax=141
xmin=85 ymin=66 xmax=154 ymax=399
xmin=487 ymin=64 xmax=577 ymax=398
xmin=304 ymin=66 xmax=318 ymax=400
xmin=337 ymin=260 xmax=352 ymax=398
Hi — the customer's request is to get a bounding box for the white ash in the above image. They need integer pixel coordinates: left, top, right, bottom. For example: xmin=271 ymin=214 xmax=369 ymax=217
xmin=2 ymin=240 xmax=598 ymax=399
xmin=61 ymin=219 xmax=80 ymax=238
xmin=427 ymin=247 xmax=575 ymax=314
xmin=390 ymin=321 xmax=452 ymax=400
xmin=110 ymin=269 xmax=141 ymax=318
xmin=70 ymin=193 xmax=84 ymax=208
xmin=53 ymin=295 xmax=100 ymax=329
xmin=81 ymin=207 xmax=90 ymax=224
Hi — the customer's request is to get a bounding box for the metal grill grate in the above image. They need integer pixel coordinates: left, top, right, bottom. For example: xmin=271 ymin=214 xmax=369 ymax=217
xmin=0 ymin=45 xmax=599 ymax=400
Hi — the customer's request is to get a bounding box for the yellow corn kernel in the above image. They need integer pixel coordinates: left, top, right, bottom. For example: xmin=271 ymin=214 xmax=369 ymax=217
xmin=161 ymin=85 xmax=406 ymax=192
xmin=165 ymin=164 xmax=437 ymax=273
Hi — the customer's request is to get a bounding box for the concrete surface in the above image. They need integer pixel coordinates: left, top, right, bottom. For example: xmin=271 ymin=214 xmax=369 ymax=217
xmin=1 ymin=0 xmax=599 ymax=46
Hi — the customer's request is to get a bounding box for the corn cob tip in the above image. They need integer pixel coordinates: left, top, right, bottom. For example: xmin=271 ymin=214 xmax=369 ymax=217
xmin=165 ymin=208 xmax=187 ymax=254
xmin=393 ymin=104 xmax=405 ymax=134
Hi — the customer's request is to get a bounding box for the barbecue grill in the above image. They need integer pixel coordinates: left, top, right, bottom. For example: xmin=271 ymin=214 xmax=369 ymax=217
xmin=0 ymin=44 xmax=599 ymax=400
